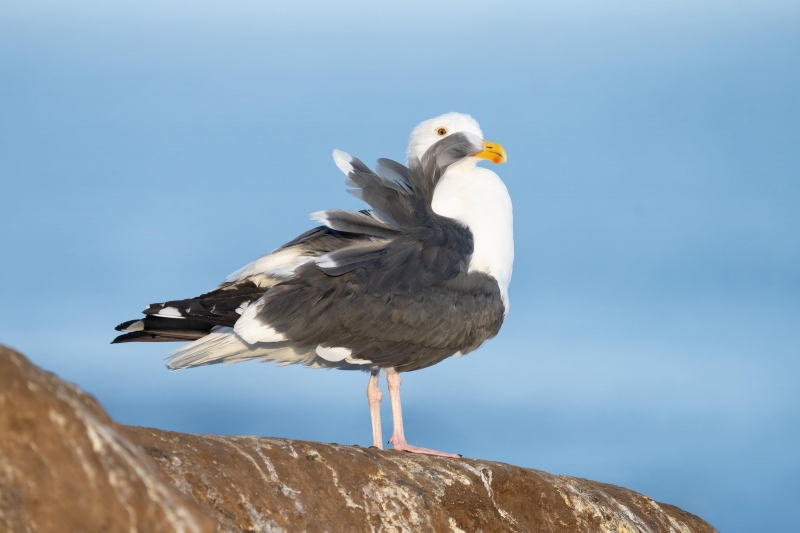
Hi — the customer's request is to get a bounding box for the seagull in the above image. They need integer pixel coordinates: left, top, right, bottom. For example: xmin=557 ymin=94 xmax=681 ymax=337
xmin=113 ymin=112 xmax=513 ymax=458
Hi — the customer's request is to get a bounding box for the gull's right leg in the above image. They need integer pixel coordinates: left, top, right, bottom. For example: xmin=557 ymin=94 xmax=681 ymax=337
xmin=386 ymin=370 xmax=460 ymax=458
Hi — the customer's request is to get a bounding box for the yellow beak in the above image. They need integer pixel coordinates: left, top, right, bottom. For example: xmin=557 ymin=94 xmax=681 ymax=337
xmin=473 ymin=140 xmax=507 ymax=164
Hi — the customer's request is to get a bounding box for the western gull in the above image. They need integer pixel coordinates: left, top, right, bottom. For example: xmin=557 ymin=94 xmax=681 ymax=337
xmin=113 ymin=112 xmax=513 ymax=458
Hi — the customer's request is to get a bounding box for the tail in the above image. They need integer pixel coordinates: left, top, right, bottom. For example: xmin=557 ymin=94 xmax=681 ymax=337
xmin=164 ymin=327 xmax=318 ymax=370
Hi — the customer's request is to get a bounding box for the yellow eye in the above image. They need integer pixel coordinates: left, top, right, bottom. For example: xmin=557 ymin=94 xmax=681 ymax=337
xmin=436 ymin=127 xmax=447 ymax=136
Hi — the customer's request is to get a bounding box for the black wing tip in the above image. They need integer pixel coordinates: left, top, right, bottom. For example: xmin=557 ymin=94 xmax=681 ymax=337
xmin=114 ymin=319 xmax=139 ymax=332
xmin=112 ymin=332 xmax=146 ymax=343
xmin=111 ymin=331 xmax=170 ymax=343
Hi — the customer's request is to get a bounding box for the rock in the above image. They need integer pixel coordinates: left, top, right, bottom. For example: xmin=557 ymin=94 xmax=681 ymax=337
xmin=0 ymin=344 xmax=719 ymax=532
xmin=128 ymin=427 xmax=717 ymax=533
xmin=0 ymin=345 xmax=215 ymax=533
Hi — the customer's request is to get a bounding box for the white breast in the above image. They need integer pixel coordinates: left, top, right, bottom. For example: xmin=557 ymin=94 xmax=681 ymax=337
xmin=431 ymin=164 xmax=514 ymax=314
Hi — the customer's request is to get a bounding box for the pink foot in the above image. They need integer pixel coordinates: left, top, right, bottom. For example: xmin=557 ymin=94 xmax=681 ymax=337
xmin=391 ymin=440 xmax=461 ymax=458
xmin=383 ymin=371 xmax=461 ymax=458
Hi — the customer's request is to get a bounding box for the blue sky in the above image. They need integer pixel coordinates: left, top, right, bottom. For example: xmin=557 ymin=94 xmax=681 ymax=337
xmin=2 ymin=1 xmax=798 ymax=530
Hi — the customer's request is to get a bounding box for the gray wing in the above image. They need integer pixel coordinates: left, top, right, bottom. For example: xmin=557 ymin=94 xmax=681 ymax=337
xmin=117 ymin=131 xmax=498 ymax=372
xmin=253 ymin=262 xmax=505 ymax=372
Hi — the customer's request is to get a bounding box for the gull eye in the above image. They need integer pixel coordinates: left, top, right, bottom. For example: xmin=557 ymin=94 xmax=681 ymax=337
xmin=436 ymin=127 xmax=447 ymax=136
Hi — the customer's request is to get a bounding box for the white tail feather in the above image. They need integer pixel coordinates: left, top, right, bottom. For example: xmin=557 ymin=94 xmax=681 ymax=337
xmin=166 ymin=327 xmax=315 ymax=370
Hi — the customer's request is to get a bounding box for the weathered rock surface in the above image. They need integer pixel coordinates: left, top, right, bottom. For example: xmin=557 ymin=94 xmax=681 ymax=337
xmin=1 ymin=345 xmax=719 ymax=533
xmin=0 ymin=345 xmax=215 ymax=533
xmin=129 ymin=427 xmax=717 ymax=533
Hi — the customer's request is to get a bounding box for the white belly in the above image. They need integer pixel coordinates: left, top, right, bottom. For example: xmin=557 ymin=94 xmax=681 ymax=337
xmin=431 ymin=166 xmax=514 ymax=314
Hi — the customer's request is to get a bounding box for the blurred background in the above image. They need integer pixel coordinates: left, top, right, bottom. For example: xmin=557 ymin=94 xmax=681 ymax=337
xmin=2 ymin=1 xmax=798 ymax=530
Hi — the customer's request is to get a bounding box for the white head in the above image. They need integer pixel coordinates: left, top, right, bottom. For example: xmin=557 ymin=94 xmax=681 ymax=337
xmin=407 ymin=112 xmax=485 ymax=163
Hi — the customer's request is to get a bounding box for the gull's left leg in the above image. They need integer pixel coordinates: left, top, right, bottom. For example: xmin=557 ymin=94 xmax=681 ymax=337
xmin=367 ymin=369 xmax=383 ymax=449
xmin=386 ymin=370 xmax=460 ymax=458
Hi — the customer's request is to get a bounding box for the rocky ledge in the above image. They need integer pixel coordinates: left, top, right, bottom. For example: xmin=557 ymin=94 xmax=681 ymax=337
xmin=0 ymin=345 xmax=718 ymax=532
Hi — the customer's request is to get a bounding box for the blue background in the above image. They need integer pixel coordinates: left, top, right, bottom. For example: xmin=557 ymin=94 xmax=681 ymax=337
xmin=2 ymin=1 xmax=798 ymax=530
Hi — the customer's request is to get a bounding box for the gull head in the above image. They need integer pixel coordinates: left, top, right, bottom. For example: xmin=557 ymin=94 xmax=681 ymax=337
xmin=406 ymin=112 xmax=506 ymax=167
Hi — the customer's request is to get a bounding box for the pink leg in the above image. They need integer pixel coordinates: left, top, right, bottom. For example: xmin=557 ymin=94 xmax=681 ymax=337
xmin=367 ymin=370 xmax=383 ymax=449
xmin=386 ymin=370 xmax=461 ymax=458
